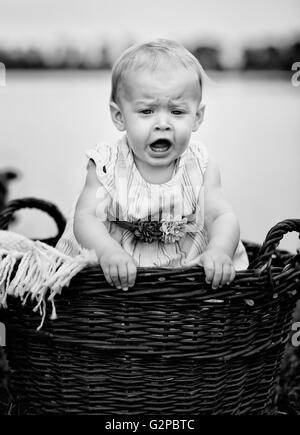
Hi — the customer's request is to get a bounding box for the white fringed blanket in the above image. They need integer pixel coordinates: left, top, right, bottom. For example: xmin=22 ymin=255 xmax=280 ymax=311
xmin=0 ymin=230 xmax=97 ymax=329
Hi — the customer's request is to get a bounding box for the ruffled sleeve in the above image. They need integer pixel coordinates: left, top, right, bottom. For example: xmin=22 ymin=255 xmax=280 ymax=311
xmin=85 ymin=142 xmax=117 ymax=193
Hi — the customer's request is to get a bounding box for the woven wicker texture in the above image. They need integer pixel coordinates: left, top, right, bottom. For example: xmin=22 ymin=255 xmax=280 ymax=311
xmin=1 ymin=198 xmax=300 ymax=415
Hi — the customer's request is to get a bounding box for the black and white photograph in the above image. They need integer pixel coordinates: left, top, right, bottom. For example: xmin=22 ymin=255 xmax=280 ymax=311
xmin=0 ymin=0 xmax=300 ymax=418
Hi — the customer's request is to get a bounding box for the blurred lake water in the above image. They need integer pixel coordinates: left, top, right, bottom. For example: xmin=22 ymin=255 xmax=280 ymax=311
xmin=0 ymin=70 xmax=300 ymax=253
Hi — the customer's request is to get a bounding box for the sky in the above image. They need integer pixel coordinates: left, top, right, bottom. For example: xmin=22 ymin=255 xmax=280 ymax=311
xmin=0 ymin=0 xmax=299 ymax=53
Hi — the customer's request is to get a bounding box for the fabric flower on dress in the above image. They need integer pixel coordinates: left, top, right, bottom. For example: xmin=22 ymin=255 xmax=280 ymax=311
xmin=160 ymin=218 xmax=188 ymax=243
xmin=116 ymin=218 xmax=188 ymax=243
xmin=133 ymin=220 xmax=162 ymax=243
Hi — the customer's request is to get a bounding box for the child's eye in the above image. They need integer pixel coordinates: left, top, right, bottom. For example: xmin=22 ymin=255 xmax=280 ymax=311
xmin=172 ymin=110 xmax=184 ymax=115
xmin=140 ymin=109 xmax=153 ymax=115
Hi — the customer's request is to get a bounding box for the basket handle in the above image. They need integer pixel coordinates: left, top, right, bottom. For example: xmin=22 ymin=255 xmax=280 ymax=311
xmin=0 ymin=197 xmax=66 ymax=245
xmin=250 ymin=218 xmax=300 ymax=270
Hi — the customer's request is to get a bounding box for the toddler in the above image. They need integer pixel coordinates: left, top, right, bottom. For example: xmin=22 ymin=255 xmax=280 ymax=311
xmin=57 ymin=39 xmax=248 ymax=291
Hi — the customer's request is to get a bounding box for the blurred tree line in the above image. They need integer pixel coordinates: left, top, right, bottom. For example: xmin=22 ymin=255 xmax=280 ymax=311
xmin=0 ymin=39 xmax=299 ymax=71
xmin=242 ymin=41 xmax=300 ymax=71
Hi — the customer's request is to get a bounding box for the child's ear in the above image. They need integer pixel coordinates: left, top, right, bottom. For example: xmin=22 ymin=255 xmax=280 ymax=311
xmin=192 ymin=103 xmax=205 ymax=132
xmin=110 ymin=101 xmax=126 ymax=131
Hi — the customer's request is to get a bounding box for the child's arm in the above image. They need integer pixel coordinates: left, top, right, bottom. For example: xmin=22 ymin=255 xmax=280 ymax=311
xmin=185 ymin=155 xmax=239 ymax=289
xmin=73 ymin=160 xmax=137 ymax=290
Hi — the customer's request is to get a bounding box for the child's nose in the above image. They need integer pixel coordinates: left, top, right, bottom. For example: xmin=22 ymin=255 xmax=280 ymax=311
xmin=154 ymin=113 xmax=171 ymax=131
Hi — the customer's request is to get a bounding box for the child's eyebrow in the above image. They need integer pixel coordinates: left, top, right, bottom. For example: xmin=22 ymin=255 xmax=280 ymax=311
xmin=134 ymin=97 xmax=159 ymax=104
xmin=169 ymin=97 xmax=186 ymax=104
xmin=134 ymin=96 xmax=188 ymax=105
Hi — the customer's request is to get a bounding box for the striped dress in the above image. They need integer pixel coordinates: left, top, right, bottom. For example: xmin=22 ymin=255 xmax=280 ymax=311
xmin=56 ymin=135 xmax=248 ymax=269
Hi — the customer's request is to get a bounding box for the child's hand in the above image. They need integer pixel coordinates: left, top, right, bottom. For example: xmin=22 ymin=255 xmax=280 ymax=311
xmin=99 ymin=248 xmax=137 ymax=291
xmin=184 ymin=248 xmax=235 ymax=289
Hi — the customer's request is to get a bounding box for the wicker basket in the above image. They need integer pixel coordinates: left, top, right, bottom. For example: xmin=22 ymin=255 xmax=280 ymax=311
xmin=0 ymin=198 xmax=300 ymax=415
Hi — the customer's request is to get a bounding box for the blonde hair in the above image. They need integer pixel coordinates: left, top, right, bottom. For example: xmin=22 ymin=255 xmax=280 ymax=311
xmin=110 ymin=38 xmax=207 ymax=104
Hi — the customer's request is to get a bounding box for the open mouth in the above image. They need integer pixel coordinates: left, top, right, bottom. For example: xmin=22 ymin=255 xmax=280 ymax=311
xmin=149 ymin=139 xmax=172 ymax=153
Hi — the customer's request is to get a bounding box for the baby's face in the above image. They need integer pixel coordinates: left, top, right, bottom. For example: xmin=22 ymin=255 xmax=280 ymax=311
xmin=110 ymin=66 xmax=204 ymax=175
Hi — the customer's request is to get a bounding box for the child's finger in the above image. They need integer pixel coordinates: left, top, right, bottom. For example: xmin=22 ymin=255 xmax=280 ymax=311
xmin=211 ymin=263 xmax=223 ymax=289
xmin=127 ymin=262 xmax=137 ymax=288
xmin=201 ymin=258 xmax=214 ymax=284
xmin=99 ymin=261 xmax=113 ymax=286
xmin=118 ymin=263 xmax=129 ymax=291
xmin=119 ymin=263 xmax=129 ymax=291
xmin=109 ymin=264 xmax=122 ymax=289
xmin=221 ymin=263 xmax=232 ymax=287
xmin=102 ymin=266 xmax=113 ymax=287
xmin=228 ymin=265 xmax=236 ymax=284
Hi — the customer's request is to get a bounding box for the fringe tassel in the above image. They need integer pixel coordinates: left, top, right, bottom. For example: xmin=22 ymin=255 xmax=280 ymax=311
xmin=0 ymin=234 xmax=97 ymax=329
